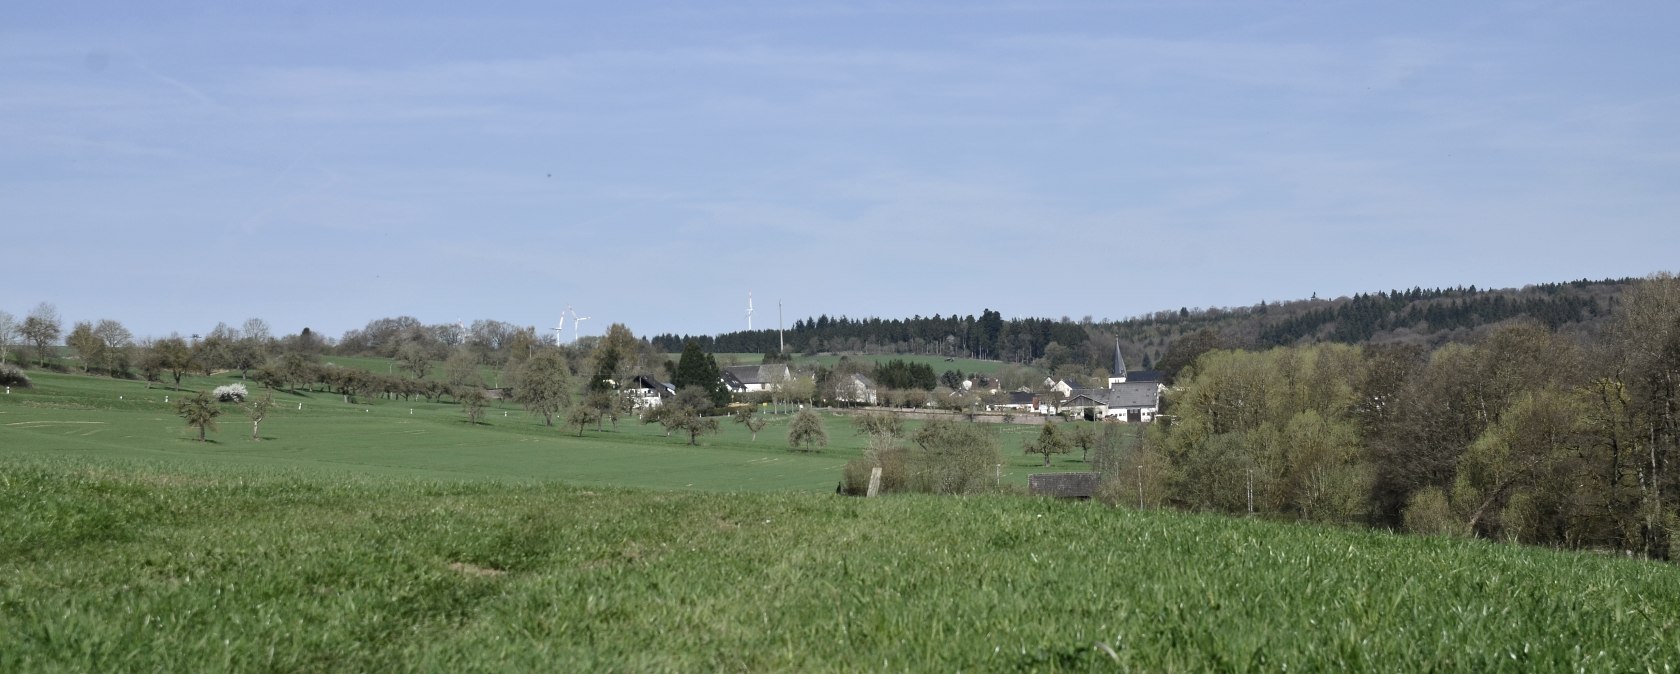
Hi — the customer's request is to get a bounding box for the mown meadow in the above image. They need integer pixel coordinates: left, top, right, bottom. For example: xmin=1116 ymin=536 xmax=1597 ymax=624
xmin=5 ymin=368 xmax=1680 ymax=671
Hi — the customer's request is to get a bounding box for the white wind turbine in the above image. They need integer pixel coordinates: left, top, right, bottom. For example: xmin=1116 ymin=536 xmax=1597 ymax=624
xmin=553 ymin=309 xmax=568 ymax=345
xmin=746 ymin=291 xmax=754 ymax=331
xmin=570 ymin=306 xmax=591 ymax=344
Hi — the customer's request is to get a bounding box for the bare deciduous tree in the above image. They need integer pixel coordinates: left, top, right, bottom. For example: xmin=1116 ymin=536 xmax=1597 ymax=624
xmin=0 ymin=310 xmax=18 ymax=364
xmin=21 ymin=302 xmax=61 ymax=366
xmin=245 ymin=393 xmax=274 ymax=440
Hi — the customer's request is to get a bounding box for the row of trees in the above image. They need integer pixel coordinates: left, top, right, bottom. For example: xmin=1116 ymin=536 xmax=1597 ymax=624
xmin=648 ymin=278 xmax=1635 ymax=386
xmin=1129 ymin=274 xmax=1680 ymax=559
xmin=5 ymin=277 xmax=1636 ymax=392
xmin=2 ymin=303 xmax=866 ymax=450
xmin=1257 ymin=286 xmax=1610 ymax=345
xmin=654 ymin=309 xmax=1113 ymax=364
xmin=0 ymin=303 xmax=70 ymax=367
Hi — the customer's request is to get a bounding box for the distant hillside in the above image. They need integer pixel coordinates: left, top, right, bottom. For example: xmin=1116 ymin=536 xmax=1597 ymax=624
xmin=650 ymin=277 xmax=1639 ymax=377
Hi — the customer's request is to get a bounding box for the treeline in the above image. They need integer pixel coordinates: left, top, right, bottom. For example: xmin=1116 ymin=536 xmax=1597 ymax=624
xmin=651 ymin=309 xmax=1093 ymax=364
xmin=1254 ymin=282 xmax=1616 ymax=345
xmin=1127 ymin=274 xmax=1680 ymax=559
xmin=650 ymin=278 xmax=1637 ymax=382
xmin=252 ymin=355 xmax=462 ymax=402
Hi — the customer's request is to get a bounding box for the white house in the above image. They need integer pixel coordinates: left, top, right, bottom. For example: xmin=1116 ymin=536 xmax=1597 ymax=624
xmin=1050 ymin=379 xmax=1076 ymax=397
xmin=722 ymin=364 xmax=792 ymax=394
xmin=624 ymin=374 xmax=674 ymax=410
xmin=836 ymin=373 xmax=878 ymax=405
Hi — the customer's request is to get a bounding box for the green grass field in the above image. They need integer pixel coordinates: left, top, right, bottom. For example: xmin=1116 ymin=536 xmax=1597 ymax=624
xmin=0 ymin=370 xmax=1070 ymax=491
xmin=9 ymin=369 xmax=1679 ymax=671
xmin=4 ymin=454 xmax=1678 ymax=672
xmin=793 ymin=353 xmax=1013 ymax=376
xmin=319 ymin=355 xmax=506 ymax=386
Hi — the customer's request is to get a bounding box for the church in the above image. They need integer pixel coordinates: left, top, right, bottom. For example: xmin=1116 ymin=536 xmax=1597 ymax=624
xmin=1058 ymin=340 xmax=1164 ymax=422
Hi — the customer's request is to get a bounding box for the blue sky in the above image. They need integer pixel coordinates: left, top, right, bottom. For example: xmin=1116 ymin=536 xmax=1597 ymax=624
xmin=4 ymin=1 xmax=1677 ymax=341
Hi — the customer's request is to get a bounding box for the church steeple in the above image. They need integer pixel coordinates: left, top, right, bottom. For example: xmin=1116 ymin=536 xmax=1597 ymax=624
xmin=1109 ymin=338 xmax=1127 ymax=388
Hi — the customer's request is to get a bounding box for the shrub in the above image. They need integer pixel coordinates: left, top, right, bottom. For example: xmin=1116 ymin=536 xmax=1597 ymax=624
xmin=1094 ymin=477 xmax=1131 ymax=507
xmin=0 ymin=363 xmax=31 ymax=388
xmin=907 ymin=420 xmax=1000 ymax=495
xmin=213 ymin=383 xmax=249 ymax=403
xmin=840 ymin=448 xmax=908 ymax=496
xmin=1403 ymin=486 xmax=1459 ymax=536
xmin=840 ymin=458 xmax=870 ymax=495
xmin=788 ymin=408 xmax=828 ymax=452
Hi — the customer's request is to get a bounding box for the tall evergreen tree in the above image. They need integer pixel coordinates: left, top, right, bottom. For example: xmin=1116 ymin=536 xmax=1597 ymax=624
xmin=672 ymin=341 xmax=729 ymax=408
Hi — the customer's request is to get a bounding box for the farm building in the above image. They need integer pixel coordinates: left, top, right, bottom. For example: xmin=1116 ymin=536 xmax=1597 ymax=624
xmin=987 ymin=390 xmax=1038 ymax=412
xmin=1059 ymin=382 xmax=1162 ymax=422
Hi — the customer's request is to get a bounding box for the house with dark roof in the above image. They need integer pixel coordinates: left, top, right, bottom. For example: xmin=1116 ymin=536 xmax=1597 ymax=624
xmin=625 ymin=374 xmax=675 ymax=410
xmin=1059 ymin=382 xmax=1162 ymax=422
xmin=722 ymin=364 xmax=792 ymax=394
xmin=1104 ymin=382 xmax=1163 ymax=422
xmin=987 ymin=390 xmax=1039 ymax=412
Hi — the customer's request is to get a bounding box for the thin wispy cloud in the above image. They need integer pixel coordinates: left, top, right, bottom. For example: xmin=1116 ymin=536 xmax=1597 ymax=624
xmin=1 ymin=2 xmax=1675 ymax=338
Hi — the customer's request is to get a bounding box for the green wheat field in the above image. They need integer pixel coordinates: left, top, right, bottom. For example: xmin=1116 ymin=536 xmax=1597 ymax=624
xmin=4 ymin=368 xmax=1679 ymax=672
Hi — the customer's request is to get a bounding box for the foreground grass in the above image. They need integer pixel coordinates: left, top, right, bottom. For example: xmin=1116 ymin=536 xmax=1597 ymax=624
xmin=4 ymin=456 xmax=1678 ymax=672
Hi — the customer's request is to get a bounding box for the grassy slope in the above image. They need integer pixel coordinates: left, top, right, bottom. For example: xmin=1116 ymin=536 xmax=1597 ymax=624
xmin=0 ymin=371 xmax=1072 ymax=491
xmin=794 ymin=353 xmax=1013 ymax=376
xmin=320 ymin=355 xmax=504 ymax=386
xmin=3 ymin=456 xmax=1677 ymax=672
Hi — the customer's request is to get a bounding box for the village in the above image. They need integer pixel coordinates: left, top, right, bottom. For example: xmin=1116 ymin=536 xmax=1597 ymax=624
xmin=621 ymin=340 xmax=1163 ymax=424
